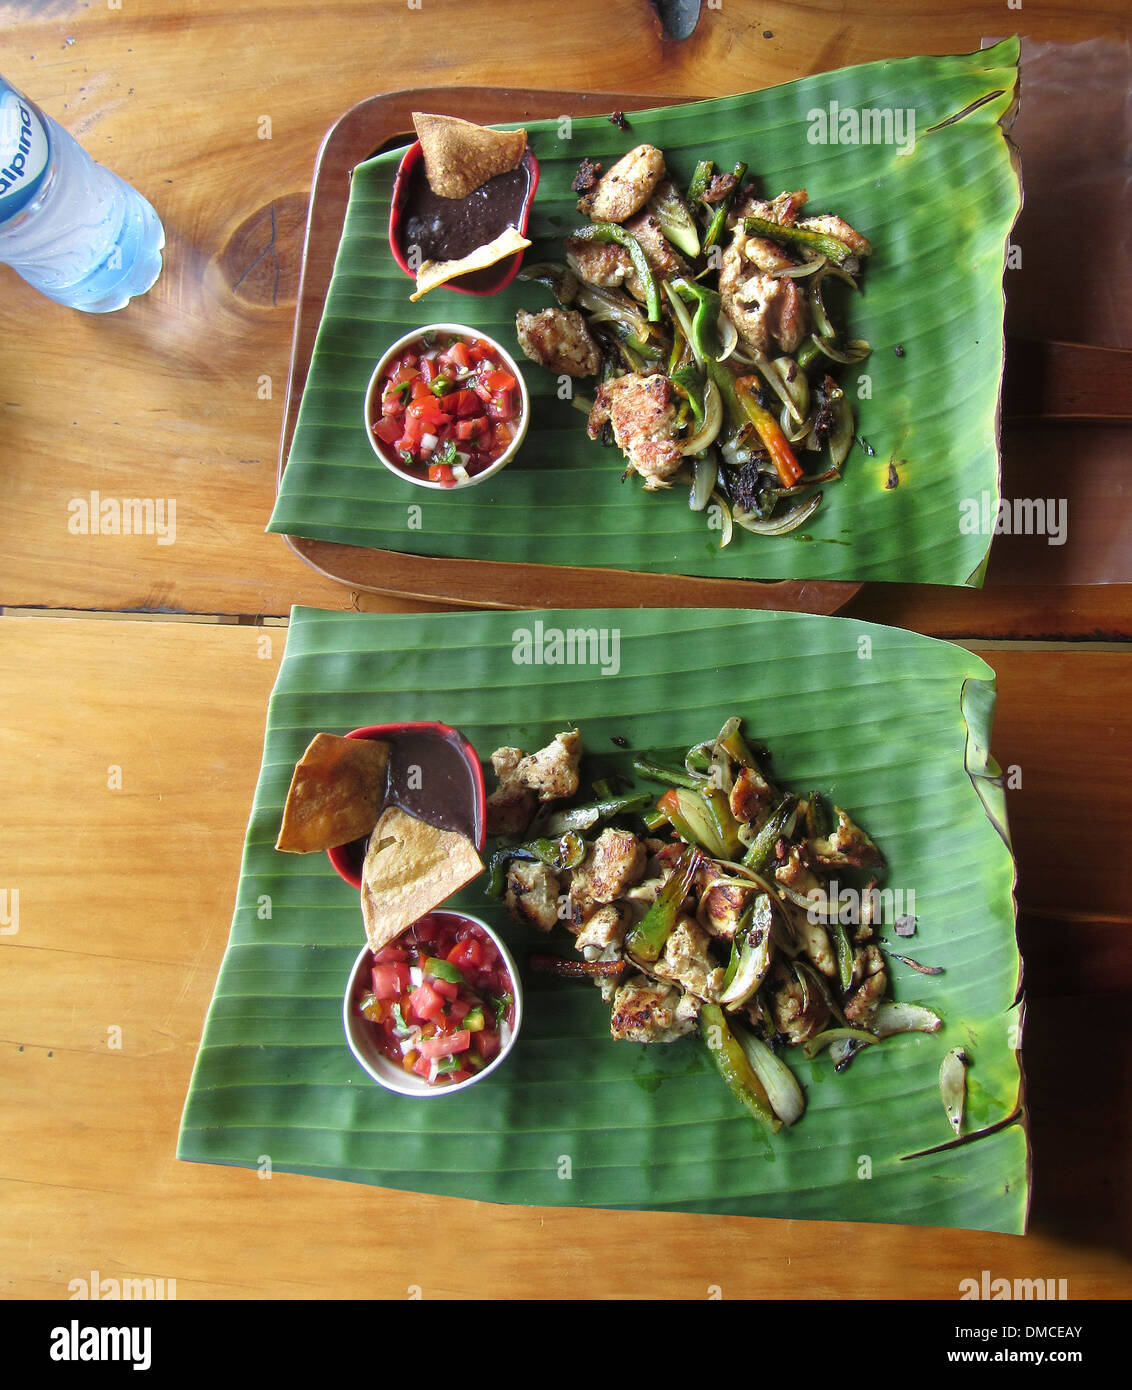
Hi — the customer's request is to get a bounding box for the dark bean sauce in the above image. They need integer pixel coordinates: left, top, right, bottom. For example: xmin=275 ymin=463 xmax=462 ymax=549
xmin=341 ymin=731 xmax=481 ymax=879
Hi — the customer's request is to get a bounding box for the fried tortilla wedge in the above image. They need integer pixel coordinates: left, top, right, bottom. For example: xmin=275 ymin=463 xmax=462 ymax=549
xmin=409 ymin=225 xmax=532 ymax=301
xmin=413 ymin=111 xmax=527 ymax=200
xmin=275 ymin=733 xmax=390 ymax=853
xmin=360 ymin=805 xmax=484 ymax=954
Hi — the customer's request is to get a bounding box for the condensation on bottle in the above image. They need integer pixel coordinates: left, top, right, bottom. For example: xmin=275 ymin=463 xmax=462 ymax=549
xmin=0 ymin=76 xmax=164 ymax=312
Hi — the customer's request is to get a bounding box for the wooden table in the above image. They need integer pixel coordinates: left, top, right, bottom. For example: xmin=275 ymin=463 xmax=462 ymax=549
xmin=2 ymin=0 xmax=1130 ymax=1303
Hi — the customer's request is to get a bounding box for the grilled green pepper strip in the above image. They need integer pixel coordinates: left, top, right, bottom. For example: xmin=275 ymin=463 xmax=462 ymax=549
xmin=540 ymin=790 xmax=653 ymax=836
xmin=632 ymin=757 xmax=703 ymax=791
xmin=670 ymin=278 xmax=723 ymax=362
xmin=702 ymin=161 xmax=747 ymax=252
xmin=687 ymin=159 xmax=714 ymax=204
xmin=702 ymin=786 xmax=744 ymax=858
xmin=706 ymin=358 xmax=745 ymax=432
xmin=795 ymin=338 xmax=822 ymax=371
xmin=742 ymin=793 xmax=799 ymax=872
xmin=805 ymin=790 xmax=831 ymax=840
xmin=625 ymin=844 xmax=701 ymax=963
xmin=570 ymin=223 xmax=662 ymax=321
xmin=700 ymin=1003 xmax=781 ymax=1131
xmin=742 ymin=215 xmax=852 ymax=266
xmin=484 ymin=831 xmax=587 ymax=896
xmin=717 ymin=720 xmax=765 ymax=771
xmin=670 ymin=364 xmax=705 ymax=427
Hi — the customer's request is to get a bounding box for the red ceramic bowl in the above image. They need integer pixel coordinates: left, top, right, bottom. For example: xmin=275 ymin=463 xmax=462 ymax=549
xmin=388 ymin=140 xmax=540 ymax=297
xmin=327 ymin=722 xmax=487 ymax=890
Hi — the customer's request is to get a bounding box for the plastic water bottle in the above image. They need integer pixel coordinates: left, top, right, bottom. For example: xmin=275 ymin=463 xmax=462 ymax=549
xmin=0 ymin=76 xmax=164 ymax=312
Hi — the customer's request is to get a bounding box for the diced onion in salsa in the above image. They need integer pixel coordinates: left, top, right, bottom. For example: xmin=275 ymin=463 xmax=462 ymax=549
xmin=371 ymin=331 xmax=523 ymax=486
xmin=356 ymin=912 xmax=516 ymax=1086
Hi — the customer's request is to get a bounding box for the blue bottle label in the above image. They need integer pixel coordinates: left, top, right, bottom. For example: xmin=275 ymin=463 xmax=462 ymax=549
xmin=0 ymin=84 xmax=51 ymax=221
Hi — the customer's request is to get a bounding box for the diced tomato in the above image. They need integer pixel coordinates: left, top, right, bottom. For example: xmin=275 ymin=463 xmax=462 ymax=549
xmin=442 ymin=1068 xmax=472 ymax=1084
xmin=417 ymin=1030 xmax=471 ymax=1060
xmin=402 ymin=1049 xmax=419 ymax=1072
xmin=417 ymin=356 xmax=434 ymax=384
xmin=372 ymin=416 xmax=403 ymax=445
xmin=487 ymin=391 xmax=515 ymax=421
xmin=371 ymin=962 xmax=410 ymax=999
xmin=415 ymin=917 xmax=438 ymax=942
xmin=432 ymin=977 xmax=459 ymax=1002
xmin=447 ymin=340 xmax=473 ymax=371
xmin=473 ymin=1029 xmax=500 ymax=1062
xmin=448 ymin=997 xmax=471 ymax=1023
xmin=443 ymin=388 xmax=480 ymax=419
xmin=407 ymin=982 xmax=445 ymax=1023
xmin=455 ymin=418 xmax=486 ymax=441
xmin=485 ymin=369 xmax=517 ymax=394
xmin=411 ymin=1054 xmax=433 ymax=1079
xmin=374 ymin=944 xmax=409 ymax=963
xmin=428 ymin=463 xmax=456 ymax=486
xmin=447 ymin=937 xmax=484 ymax=973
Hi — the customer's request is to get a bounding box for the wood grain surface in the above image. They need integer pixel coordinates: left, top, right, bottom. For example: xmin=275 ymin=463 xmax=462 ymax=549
xmin=1 ymin=0 xmax=1130 ymax=1305
xmin=1 ymin=616 xmax=1130 ymax=1299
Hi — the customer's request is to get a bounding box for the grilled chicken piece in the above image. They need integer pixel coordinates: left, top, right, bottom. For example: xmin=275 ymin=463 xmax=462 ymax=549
xmin=808 ymin=807 xmax=885 ymax=869
xmin=728 ymin=764 xmax=775 ymax=825
xmin=568 ymin=828 xmax=647 ymax=931
xmin=504 ymin=859 xmax=561 ymax=932
xmin=485 ymin=745 xmax=537 ymax=837
xmin=696 ymin=877 xmax=752 ymax=941
xmin=737 ymin=190 xmax=809 ymax=229
xmin=575 ymin=902 xmax=629 ymax=955
xmin=515 ymin=307 xmax=600 ymax=378
xmin=565 ymin=238 xmax=644 ymax=300
xmin=719 ymin=227 xmax=808 ymax=356
xmin=621 ymin=210 xmax=689 ymax=279
xmin=650 ymin=916 xmax=726 ymax=1003
xmin=610 ymin=975 xmax=698 ymax=1043
xmin=623 ymin=875 xmax=665 ymax=919
xmin=577 ymin=144 xmax=666 ymax=222
xmin=844 ymin=945 xmax=887 ymax=1027
xmin=587 ymin=372 xmax=684 ymax=489
xmin=516 ymin=729 xmax=582 ymax=802
xmin=576 ymin=827 xmax=647 ymax=903
xmin=793 ymin=912 xmax=836 ymax=979
xmin=765 ymin=957 xmax=830 ymax=1043
xmin=796 ymin=213 xmax=872 ymax=259
xmin=775 ymin=844 xmax=824 ymax=901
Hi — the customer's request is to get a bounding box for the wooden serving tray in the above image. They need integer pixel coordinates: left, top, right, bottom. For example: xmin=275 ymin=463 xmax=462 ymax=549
xmin=277 ymin=87 xmax=862 ymax=612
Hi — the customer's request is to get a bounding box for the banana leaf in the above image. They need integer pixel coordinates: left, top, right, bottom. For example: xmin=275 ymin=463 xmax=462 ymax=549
xmin=268 ymin=41 xmax=1020 ymax=587
xmin=178 ymin=607 xmax=1027 ymax=1232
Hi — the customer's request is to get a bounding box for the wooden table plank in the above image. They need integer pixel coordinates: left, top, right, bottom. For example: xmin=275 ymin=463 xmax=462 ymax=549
xmin=1 ymin=3 xmax=1129 ymax=634
xmin=1 ymin=615 xmax=1129 ymax=1298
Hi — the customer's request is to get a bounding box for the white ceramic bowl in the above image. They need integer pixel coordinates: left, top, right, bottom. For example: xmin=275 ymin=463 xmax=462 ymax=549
xmin=343 ymin=910 xmax=523 ymax=1097
xmin=362 ymin=323 xmax=530 ymax=490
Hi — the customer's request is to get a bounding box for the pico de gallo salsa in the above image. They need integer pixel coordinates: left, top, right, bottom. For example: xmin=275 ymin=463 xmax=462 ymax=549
xmin=356 ymin=910 xmax=517 ymax=1086
xmin=370 ymin=330 xmax=524 ymax=486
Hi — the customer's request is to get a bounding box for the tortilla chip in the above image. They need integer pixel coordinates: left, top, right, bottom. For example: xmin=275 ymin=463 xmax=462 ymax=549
xmin=275 ymin=734 xmax=390 ymax=853
xmin=413 ymin=111 xmax=527 ymax=200
xmin=409 ymin=225 xmax=532 ymax=301
xmin=360 ymin=806 xmax=484 ymax=953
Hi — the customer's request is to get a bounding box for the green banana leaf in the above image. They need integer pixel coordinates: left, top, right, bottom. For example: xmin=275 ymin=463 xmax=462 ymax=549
xmin=178 ymin=607 xmax=1027 ymax=1232
xmin=268 ymin=41 xmax=1020 ymax=588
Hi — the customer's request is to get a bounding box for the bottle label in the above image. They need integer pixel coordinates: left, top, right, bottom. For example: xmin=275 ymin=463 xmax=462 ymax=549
xmin=0 ymin=84 xmax=51 ymax=220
